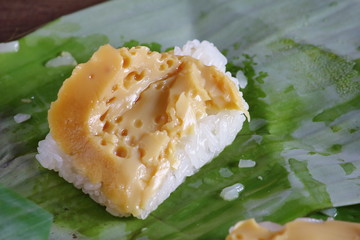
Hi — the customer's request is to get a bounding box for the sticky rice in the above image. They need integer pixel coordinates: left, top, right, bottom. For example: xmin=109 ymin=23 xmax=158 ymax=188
xmin=36 ymin=40 xmax=249 ymax=219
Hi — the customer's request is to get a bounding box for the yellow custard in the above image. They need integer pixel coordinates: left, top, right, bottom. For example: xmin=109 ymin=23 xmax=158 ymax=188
xmin=48 ymin=44 xmax=247 ymax=216
xmin=226 ymin=218 xmax=360 ymax=240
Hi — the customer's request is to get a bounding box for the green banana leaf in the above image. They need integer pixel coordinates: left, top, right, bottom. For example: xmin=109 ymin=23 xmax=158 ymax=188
xmin=0 ymin=184 xmax=52 ymax=240
xmin=1 ymin=0 xmax=360 ymax=239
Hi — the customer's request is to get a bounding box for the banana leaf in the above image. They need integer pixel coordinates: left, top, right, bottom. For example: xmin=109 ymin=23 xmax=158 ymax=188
xmin=1 ymin=0 xmax=360 ymax=239
xmin=0 ymin=184 xmax=52 ymax=240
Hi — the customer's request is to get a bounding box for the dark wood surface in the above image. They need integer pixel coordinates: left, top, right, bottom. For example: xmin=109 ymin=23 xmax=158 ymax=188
xmin=0 ymin=0 xmax=107 ymax=42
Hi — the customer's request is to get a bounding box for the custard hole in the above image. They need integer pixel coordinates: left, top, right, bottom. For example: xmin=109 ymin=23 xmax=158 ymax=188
xmin=155 ymin=115 xmax=167 ymax=124
xmin=100 ymin=139 xmax=107 ymax=146
xmin=115 ymin=116 xmax=123 ymax=123
xmin=129 ymin=136 xmax=136 ymax=147
xmin=166 ymin=59 xmax=174 ymax=67
xmin=122 ymin=55 xmax=131 ymax=68
xmin=235 ymin=233 xmax=243 ymax=239
xmin=125 ymin=71 xmax=144 ymax=82
xmin=100 ymin=110 xmax=109 ymax=121
xmin=159 ymin=64 xmax=166 ymax=71
xmin=135 ymin=71 xmax=145 ymax=81
xmin=112 ymin=84 xmax=119 ymax=92
xmin=121 ymin=129 xmax=128 ymax=136
xmin=125 ymin=71 xmax=135 ymax=81
xmin=103 ymin=121 xmax=113 ymax=132
xmin=106 ymin=97 xmax=116 ymax=104
xmin=134 ymin=119 xmax=143 ymax=128
xmin=115 ymin=146 xmax=128 ymax=158
xmin=139 ymin=148 xmax=146 ymax=158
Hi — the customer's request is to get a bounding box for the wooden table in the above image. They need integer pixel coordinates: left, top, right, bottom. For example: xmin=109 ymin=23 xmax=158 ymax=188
xmin=0 ymin=0 xmax=107 ymax=42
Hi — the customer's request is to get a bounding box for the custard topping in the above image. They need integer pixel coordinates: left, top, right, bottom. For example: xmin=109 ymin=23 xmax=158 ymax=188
xmin=226 ymin=218 xmax=360 ymax=240
xmin=49 ymin=44 xmax=246 ymax=216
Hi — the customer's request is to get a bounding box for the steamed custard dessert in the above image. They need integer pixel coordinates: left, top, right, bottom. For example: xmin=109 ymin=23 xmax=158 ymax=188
xmin=226 ymin=218 xmax=360 ymax=240
xmin=36 ymin=40 xmax=249 ymax=218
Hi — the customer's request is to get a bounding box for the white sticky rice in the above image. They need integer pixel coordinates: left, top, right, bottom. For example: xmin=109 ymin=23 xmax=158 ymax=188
xmin=36 ymin=39 xmax=248 ymax=219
